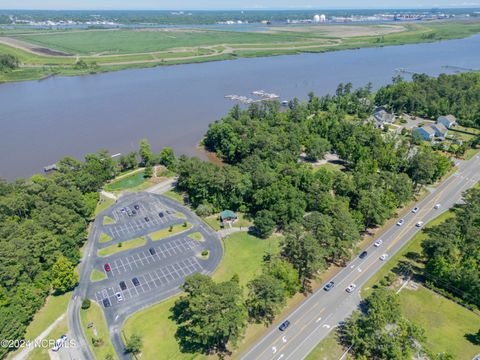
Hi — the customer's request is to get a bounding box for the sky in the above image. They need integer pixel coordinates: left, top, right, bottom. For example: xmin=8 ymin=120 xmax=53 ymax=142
xmin=1 ymin=1 xmax=480 ymax=10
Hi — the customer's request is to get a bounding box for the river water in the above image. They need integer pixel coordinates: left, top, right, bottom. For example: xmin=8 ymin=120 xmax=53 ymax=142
xmin=0 ymin=35 xmax=479 ymax=179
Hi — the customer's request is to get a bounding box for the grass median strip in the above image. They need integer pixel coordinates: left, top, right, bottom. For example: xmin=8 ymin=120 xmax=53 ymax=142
xmin=99 ymin=232 xmax=112 ymax=243
xmin=188 ymin=232 xmax=204 ymax=241
xmin=149 ymin=223 xmax=192 ymax=241
xmin=90 ymin=269 xmax=107 ymax=282
xmin=102 ymin=215 xmax=115 ymax=225
xmin=97 ymin=237 xmax=146 ymax=257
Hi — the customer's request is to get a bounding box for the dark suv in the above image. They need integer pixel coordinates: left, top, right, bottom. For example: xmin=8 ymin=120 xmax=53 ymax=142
xmin=119 ymin=281 xmax=127 ymax=291
xmin=279 ymin=320 xmax=290 ymax=331
xmin=359 ymin=251 xmax=368 ymax=259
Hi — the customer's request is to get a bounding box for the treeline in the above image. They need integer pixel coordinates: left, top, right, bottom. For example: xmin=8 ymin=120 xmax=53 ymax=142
xmin=375 ymin=72 xmax=480 ymax=128
xmin=421 ymin=187 xmax=480 ymax=307
xmin=0 ymin=151 xmax=117 ymax=358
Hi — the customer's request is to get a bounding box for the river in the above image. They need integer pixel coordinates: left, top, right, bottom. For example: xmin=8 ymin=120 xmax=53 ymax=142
xmin=0 ymin=34 xmax=479 ymax=179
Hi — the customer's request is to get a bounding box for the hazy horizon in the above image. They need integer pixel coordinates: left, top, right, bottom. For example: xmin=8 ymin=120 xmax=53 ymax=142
xmin=1 ymin=1 xmax=480 ymax=11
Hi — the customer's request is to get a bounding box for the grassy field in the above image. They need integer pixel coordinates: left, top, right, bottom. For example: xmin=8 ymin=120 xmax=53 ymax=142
xmin=94 ymin=195 xmax=115 ymax=216
xmin=360 ymin=209 xmax=480 ymax=359
xmin=305 ymin=331 xmax=351 ymax=360
xmin=97 ymin=237 xmax=146 ymax=257
xmin=80 ymin=302 xmax=118 ymax=360
xmin=26 ymin=316 xmax=69 ymax=360
xmin=123 ymin=232 xmax=280 ymax=359
xmin=1 ymin=20 xmax=480 ymax=83
xmin=203 ymin=212 xmax=253 ymax=231
xmin=400 ymin=286 xmax=480 ymax=359
xmin=104 ymin=171 xmax=146 ymax=192
xmin=149 ymin=223 xmax=193 ymax=241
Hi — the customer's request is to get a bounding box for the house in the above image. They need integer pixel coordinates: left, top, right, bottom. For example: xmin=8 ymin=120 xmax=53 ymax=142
xmin=437 ymin=115 xmax=457 ymax=129
xmin=431 ymin=123 xmax=448 ymax=139
xmin=220 ymin=210 xmax=237 ymax=222
xmin=43 ymin=163 xmax=58 ymax=173
xmin=373 ymin=109 xmax=395 ymax=125
xmin=413 ymin=126 xmax=435 ymax=141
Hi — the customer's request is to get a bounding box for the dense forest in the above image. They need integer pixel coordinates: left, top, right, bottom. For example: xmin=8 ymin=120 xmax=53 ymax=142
xmin=375 ymin=72 xmax=480 ymax=128
xmin=421 ymin=187 xmax=480 ymax=307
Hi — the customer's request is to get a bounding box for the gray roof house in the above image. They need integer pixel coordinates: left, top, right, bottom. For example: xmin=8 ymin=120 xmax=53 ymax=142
xmin=413 ymin=126 xmax=436 ymax=141
xmin=373 ymin=109 xmax=395 ymax=125
xmin=431 ymin=123 xmax=449 ymax=138
xmin=437 ymin=115 xmax=457 ymax=129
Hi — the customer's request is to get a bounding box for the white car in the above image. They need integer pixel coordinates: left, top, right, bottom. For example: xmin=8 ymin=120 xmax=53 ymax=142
xmin=116 ymin=292 xmax=123 ymax=302
xmin=345 ymin=284 xmax=357 ymax=293
xmin=434 ymin=203 xmax=441 ymax=209
xmin=52 ymin=335 xmax=67 ymax=352
xmin=374 ymin=239 xmax=383 ymax=247
xmin=411 ymin=207 xmax=419 ymax=213
xmin=379 ymin=254 xmax=389 ymax=261
xmin=397 ymin=219 xmax=405 ymax=226
xmin=416 ymin=221 xmax=424 ymax=228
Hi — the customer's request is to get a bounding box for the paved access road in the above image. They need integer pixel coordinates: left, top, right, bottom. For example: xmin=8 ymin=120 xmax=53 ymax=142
xmin=241 ymin=154 xmax=480 ymax=360
xmin=64 ymin=192 xmax=222 ymax=360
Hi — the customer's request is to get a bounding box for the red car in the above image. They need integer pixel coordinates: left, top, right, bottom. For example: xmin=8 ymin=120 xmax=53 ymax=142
xmin=104 ymin=263 xmax=111 ymax=272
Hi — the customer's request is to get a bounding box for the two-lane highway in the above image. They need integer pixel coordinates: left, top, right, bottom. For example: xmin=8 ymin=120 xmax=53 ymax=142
xmin=241 ymin=154 xmax=480 ymax=360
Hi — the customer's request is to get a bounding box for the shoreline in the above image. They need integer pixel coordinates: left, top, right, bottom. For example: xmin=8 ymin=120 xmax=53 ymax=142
xmin=1 ymin=20 xmax=480 ymax=85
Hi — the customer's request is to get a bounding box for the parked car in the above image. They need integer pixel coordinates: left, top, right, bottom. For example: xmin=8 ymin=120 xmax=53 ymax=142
xmin=412 ymin=207 xmax=419 ymax=213
xmin=115 ymin=292 xmax=123 ymax=302
xmin=144 ymin=216 xmax=150 ymax=222
xmin=397 ymin=219 xmax=405 ymax=226
xmin=379 ymin=254 xmax=389 ymax=261
xmin=159 ymin=212 xmax=164 ymax=218
xmin=323 ymin=281 xmax=335 ymax=291
xmin=134 ymin=204 xmax=140 ymax=210
xmin=104 ymin=263 xmax=111 ymax=272
xmin=416 ymin=221 xmax=424 ymax=228
xmin=149 ymin=247 xmax=156 ymax=255
xmin=374 ymin=239 xmax=383 ymax=247
xmin=279 ymin=320 xmax=290 ymax=331
xmin=119 ymin=281 xmax=127 ymax=290
xmin=131 ymin=209 xmax=137 ymax=215
xmin=359 ymin=251 xmax=368 ymax=259
xmin=52 ymin=335 xmax=67 ymax=352
xmin=434 ymin=203 xmax=441 ymax=209
xmin=346 ymin=284 xmax=357 ymax=293
xmin=102 ymin=298 xmax=111 ymax=308
xmin=132 ymin=277 xmax=140 ymax=287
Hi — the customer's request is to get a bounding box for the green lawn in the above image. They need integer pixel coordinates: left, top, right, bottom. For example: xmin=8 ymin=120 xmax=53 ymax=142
xmin=203 ymin=212 xmax=253 ymax=231
xmin=95 ymin=196 xmax=115 ymax=216
xmin=97 ymin=237 xmax=146 ymax=257
xmin=103 ymin=215 xmax=115 ymax=225
xmin=99 ymin=232 xmax=113 ymax=244
xmin=188 ymin=232 xmax=204 ymax=241
xmin=123 ymin=232 xmax=280 ymax=359
xmin=104 ymin=171 xmax=146 ymax=192
xmin=175 ymin=211 xmax=187 ymax=219
xmin=149 ymin=223 xmax=193 ymax=241
xmin=23 ymin=292 xmax=71 ymax=341
xmin=305 ymin=331 xmax=351 ymax=360
xmin=90 ymin=269 xmax=107 ymax=282
xmin=401 ymin=286 xmax=480 ymax=359
xmin=81 ymin=302 xmax=118 ymax=360
xmin=163 ymin=190 xmax=186 ymax=204
xmin=26 ymin=316 xmax=69 ymax=360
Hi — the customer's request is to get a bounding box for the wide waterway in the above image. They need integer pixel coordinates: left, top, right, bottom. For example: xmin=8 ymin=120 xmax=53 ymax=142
xmin=0 ymin=34 xmax=479 ymax=179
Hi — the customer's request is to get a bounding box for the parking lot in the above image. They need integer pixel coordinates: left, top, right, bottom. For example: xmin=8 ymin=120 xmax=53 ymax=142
xmin=84 ymin=192 xmax=222 ymax=322
xmin=95 ymin=256 xmax=204 ymax=309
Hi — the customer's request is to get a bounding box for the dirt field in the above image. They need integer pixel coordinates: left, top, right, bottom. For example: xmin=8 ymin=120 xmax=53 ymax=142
xmin=0 ymin=36 xmax=72 ymax=56
xmin=269 ymin=24 xmax=407 ymax=37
